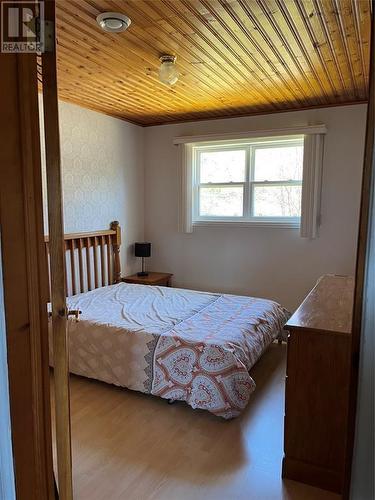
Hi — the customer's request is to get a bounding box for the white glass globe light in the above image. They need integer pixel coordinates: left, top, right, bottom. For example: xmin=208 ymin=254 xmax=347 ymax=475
xmin=159 ymin=55 xmax=179 ymax=86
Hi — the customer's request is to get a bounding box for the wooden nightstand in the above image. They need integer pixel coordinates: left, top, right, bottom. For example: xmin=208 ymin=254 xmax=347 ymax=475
xmin=122 ymin=272 xmax=173 ymax=287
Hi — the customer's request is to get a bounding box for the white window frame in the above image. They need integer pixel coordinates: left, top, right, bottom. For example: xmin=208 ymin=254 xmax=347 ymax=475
xmin=192 ymin=136 xmax=303 ymax=227
xmin=176 ymin=126 xmax=326 ymax=238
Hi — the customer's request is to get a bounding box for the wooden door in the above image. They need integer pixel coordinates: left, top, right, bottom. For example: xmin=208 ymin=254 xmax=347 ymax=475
xmin=0 ymin=29 xmax=54 ymax=500
xmin=0 ymin=0 xmax=73 ymax=497
xmin=41 ymin=1 xmax=73 ymax=499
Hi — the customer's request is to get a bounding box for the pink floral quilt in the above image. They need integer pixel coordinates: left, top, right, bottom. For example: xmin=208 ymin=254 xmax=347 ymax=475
xmin=55 ymin=283 xmax=289 ymax=419
xmin=151 ymin=294 xmax=288 ymax=418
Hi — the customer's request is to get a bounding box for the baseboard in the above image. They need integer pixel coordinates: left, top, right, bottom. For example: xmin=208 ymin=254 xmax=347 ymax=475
xmin=282 ymin=456 xmax=343 ymax=494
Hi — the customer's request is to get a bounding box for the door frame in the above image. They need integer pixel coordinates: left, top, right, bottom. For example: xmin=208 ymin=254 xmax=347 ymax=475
xmin=42 ymin=1 xmax=73 ymax=497
xmin=344 ymin=8 xmax=375 ymax=500
xmin=0 ymin=46 xmax=54 ymax=500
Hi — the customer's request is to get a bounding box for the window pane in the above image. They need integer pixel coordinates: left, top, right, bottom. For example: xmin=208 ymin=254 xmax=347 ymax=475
xmin=254 ymin=145 xmax=303 ymax=181
xmin=200 ymin=186 xmax=243 ymax=217
xmin=253 ymin=185 xmax=302 ymax=217
xmin=200 ymin=150 xmax=246 ymax=183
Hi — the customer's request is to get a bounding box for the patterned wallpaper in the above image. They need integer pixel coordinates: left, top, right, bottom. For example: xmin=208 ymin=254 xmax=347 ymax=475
xmin=39 ymin=98 xmax=144 ymax=276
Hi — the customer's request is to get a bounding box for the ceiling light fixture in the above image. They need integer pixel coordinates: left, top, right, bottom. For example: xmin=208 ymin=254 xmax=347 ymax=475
xmin=159 ymin=55 xmax=179 ymax=86
xmin=96 ymin=12 xmax=131 ymax=33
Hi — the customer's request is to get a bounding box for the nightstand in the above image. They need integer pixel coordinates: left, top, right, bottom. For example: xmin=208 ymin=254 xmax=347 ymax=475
xmin=122 ymin=272 xmax=173 ymax=287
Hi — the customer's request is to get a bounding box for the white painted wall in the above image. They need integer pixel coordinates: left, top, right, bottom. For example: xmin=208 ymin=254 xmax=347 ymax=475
xmin=144 ymin=105 xmax=367 ymax=311
xmin=38 ymin=101 xmax=366 ymax=310
xmin=39 ymin=99 xmax=144 ymax=276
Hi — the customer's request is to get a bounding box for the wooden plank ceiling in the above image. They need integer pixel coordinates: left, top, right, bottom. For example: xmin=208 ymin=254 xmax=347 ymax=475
xmin=55 ymin=0 xmax=372 ymax=126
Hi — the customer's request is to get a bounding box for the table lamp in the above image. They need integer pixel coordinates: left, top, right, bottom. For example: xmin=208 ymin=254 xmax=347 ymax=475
xmin=135 ymin=242 xmax=151 ymax=276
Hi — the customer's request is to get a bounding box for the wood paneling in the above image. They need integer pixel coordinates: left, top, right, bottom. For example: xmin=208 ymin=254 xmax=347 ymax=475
xmin=52 ymin=0 xmax=371 ymax=126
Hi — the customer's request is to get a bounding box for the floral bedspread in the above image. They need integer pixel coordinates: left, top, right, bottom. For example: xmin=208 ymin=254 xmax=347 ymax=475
xmin=51 ymin=283 xmax=289 ymax=419
xmin=151 ymin=294 xmax=288 ymax=418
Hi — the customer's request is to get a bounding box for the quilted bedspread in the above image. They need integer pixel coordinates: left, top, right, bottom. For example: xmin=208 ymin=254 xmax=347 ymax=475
xmin=55 ymin=283 xmax=288 ymax=419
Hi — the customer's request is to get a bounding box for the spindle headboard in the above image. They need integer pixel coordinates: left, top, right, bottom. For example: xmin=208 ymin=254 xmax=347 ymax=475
xmin=45 ymin=221 xmax=122 ymax=297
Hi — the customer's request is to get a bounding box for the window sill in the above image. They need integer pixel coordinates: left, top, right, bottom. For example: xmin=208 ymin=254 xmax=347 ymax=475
xmin=192 ymin=220 xmax=301 ymax=229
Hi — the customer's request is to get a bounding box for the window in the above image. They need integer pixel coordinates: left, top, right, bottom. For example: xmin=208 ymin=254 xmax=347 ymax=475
xmin=176 ymin=126 xmax=325 ymax=237
xmin=193 ymin=137 xmax=304 ymax=225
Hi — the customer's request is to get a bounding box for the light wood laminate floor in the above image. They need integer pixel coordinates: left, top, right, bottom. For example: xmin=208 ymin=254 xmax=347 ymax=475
xmin=54 ymin=343 xmax=341 ymax=500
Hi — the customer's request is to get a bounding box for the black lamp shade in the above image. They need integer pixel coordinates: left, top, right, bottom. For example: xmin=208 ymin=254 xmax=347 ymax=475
xmin=134 ymin=242 xmax=151 ymax=258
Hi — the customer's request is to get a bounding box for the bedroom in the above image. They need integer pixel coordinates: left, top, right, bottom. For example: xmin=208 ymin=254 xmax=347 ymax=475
xmin=0 ymin=1 xmax=374 ymax=500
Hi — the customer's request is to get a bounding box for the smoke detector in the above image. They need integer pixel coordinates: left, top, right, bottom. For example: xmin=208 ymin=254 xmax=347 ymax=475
xmin=96 ymin=12 xmax=131 ymax=33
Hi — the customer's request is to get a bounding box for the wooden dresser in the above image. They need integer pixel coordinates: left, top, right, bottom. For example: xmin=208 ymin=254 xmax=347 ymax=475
xmin=282 ymin=274 xmax=355 ymax=494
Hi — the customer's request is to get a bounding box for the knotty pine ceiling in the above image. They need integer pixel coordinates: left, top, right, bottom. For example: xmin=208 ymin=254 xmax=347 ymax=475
xmin=55 ymin=0 xmax=372 ymax=126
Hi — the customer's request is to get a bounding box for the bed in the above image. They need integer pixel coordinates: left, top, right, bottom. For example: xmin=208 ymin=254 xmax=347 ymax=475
xmin=47 ymin=222 xmax=289 ymax=419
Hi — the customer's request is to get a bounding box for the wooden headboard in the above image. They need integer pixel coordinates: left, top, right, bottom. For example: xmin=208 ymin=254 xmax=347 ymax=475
xmin=45 ymin=221 xmax=121 ymax=297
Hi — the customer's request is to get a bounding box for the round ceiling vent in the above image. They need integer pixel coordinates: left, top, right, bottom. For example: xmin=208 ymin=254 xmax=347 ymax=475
xmin=96 ymin=12 xmax=131 ymax=33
